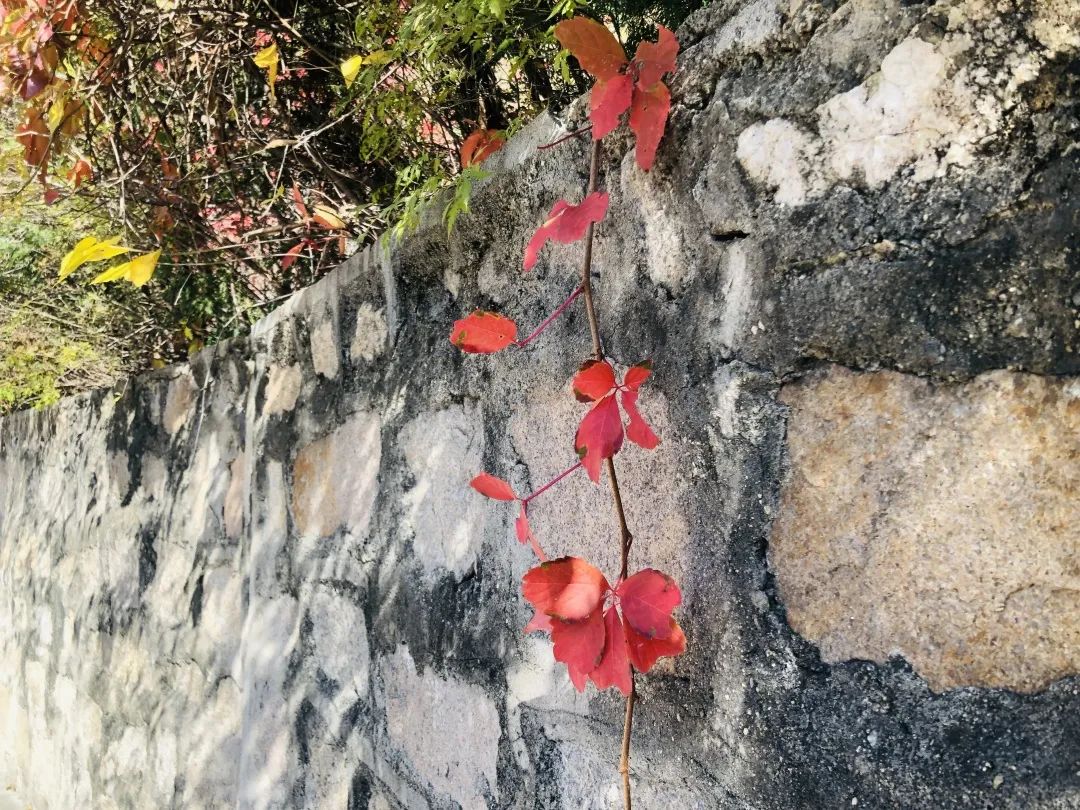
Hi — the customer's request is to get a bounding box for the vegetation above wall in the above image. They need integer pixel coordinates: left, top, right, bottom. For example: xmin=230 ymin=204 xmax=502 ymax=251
xmin=0 ymin=0 xmax=703 ymax=414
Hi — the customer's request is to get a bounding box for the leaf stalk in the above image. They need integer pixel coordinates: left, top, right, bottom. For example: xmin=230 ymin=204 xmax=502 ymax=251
xmin=515 ymin=284 xmax=584 ymax=348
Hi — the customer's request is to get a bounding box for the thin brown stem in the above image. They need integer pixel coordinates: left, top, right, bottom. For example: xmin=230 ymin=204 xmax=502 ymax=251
xmin=537 ymin=124 xmax=594 ymax=151
xmin=619 ymin=680 xmax=637 ymax=809
xmin=515 ymin=285 xmax=584 ymax=348
xmin=577 ymin=138 xmax=637 ymax=810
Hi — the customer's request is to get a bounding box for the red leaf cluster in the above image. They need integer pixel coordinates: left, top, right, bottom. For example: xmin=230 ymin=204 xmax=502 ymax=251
xmin=524 ymin=192 xmax=608 ymax=270
xmin=573 ymin=360 xmax=659 ymax=482
xmin=554 ymin=18 xmax=679 ymax=170
xmin=522 ymin=557 xmax=686 ymax=694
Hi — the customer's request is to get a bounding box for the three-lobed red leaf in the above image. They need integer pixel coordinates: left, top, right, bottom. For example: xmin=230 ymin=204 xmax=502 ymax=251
xmin=629 ymin=80 xmax=671 ymax=172
xmin=554 ymin=17 xmax=627 ymax=81
xmin=574 ymin=393 xmax=625 ymax=483
xmin=623 ymin=360 xmax=652 ymax=391
xmin=522 ymin=556 xmax=608 ymax=621
xmin=524 ymin=192 xmax=609 ymax=270
xmin=589 ymin=606 xmax=633 ymax=695
xmin=590 ymin=74 xmax=633 ymax=139
xmin=450 ymin=310 xmax=518 ymax=353
xmin=626 ymin=618 xmax=686 ymax=672
xmin=616 ymin=569 xmax=681 ymax=638
xmin=461 ymin=128 xmax=505 ymax=168
xmin=633 ymin=25 xmax=678 ymax=88
xmin=551 ymin=609 xmax=606 ymax=691
xmin=470 ymin=472 xmax=517 ymax=501
xmin=621 ymin=389 xmax=660 ymax=450
xmin=572 ymin=359 xmax=616 ymax=402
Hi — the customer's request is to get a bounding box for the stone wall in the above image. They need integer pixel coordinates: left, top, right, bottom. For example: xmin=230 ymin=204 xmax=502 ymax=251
xmin=1 ymin=2 xmax=1078 ymax=808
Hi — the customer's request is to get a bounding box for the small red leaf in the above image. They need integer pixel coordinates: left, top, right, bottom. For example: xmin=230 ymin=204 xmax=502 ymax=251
xmin=470 ymin=472 xmax=517 ymax=501
xmin=522 ymin=556 xmax=609 ymax=621
xmin=67 ymin=158 xmax=91 ymax=188
xmin=450 ymin=310 xmax=518 ymax=353
xmin=281 ymin=241 xmax=306 ymax=270
xmin=291 ymin=183 xmax=309 ymax=219
xmin=516 ymin=504 xmax=547 ymax=561
xmin=554 ymin=17 xmax=627 ymax=81
xmin=551 ymin=609 xmax=606 ymax=691
xmin=574 ymin=393 xmax=624 ymax=483
xmin=629 ymin=81 xmax=671 ymax=171
xmin=616 ymin=569 xmax=681 ymax=639
xmin=623 ymin=360 xmax=652 ymax=391
xmin=633 ymin=25 xmax=678 ymax=88
xmin=461 ymin=128 xmax=505 ymax=168
xmin=590 ymin=74 xmax=633 ymax=139
xmin=589 ymin=606 xmax=632 ymax=695
xmin=622 ymin=389 xmax=660 ymax=450
xmin=524 ymin=192 xmax=609 ymax=270
xmin=625 ymin=618 xmax=686 ymax=672
xmin=572 ymin=359 xmax=616 ymax=402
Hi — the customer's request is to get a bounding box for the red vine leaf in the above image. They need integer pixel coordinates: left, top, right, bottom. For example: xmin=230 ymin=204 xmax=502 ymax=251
xmin=590 ymin=74 xmax=633 ymax=139
xmin=626 ymin=618 xmax=686 ymax=672
xmin=633 ymin=25 xmax=678 ymax=88
xmin=629 ymin=80 xmax=671 ymax=171
xmin=574 ymin=393 xmax=625 ymax=483
xmin=516 ymin=504 xmax=547 ymax=561
xmin=67 ymin=158 xmax=92 ymax=188
xmin=470 ymin=472 xmax=517 ymax=501
xmin=450 ymin=310 xmax=518 ymax=353
xmin=572 ymin=359 xmax=616 ymax=402
xmin=616 ymin=569 xmax=681 ymax=639
xmin=589 ymin=606 xmax=633 ymax=695
xmin=524 ymin=192 xmax=609 ymax=270
xmin=281 ymin=241 xmax=307 ymax=271
xmin=554 ymin=17 xmax=626 ymax=81
xmin=522 ymin=556 xmax=608 ymax=621
xmin=461 ymin=128 xmax=505 ymax=168
xmin=551 ymin=609 xmax=607 ymax=691
xmin=515 ymin=503 xmax=531 ymax=542
xmin=621 ymin=389 xmax=660 ymax=449
xmin=623 ymin=360 xmax=652 ymax=391
xmin=290 ymin=183 xmax=309 ymax=219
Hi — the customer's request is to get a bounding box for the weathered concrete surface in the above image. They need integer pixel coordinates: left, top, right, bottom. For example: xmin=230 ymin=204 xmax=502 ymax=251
xmin=1 ymin=1 xmax=1079 ymax=808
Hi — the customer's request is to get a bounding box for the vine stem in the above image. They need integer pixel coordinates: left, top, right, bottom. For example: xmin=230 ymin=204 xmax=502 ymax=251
xmin=579 ymin=138 xmax=637 ymax=810
xmin=515 ymin=285 xmax=584 ymax=348
xmin=537 ymin=124 xmax=594 ymax=150
xmin=522 ymin=461 xmax=583 ymax=504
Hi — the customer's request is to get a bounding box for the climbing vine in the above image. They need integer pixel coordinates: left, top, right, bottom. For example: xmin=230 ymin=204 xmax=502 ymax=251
xmin=449 ymin=16 xmax=682 ymax=807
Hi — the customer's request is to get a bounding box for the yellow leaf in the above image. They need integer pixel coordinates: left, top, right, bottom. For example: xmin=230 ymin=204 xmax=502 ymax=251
xmin=311 ymin=205 xmax=346 ymax=230
xmin=340 ymin=55 xmax=364 ymax=88
xmin=91 ymin=249 xmax=161 ymax=287
xmin=59 ymin=236 xmax=130 ymax=280
xmin=47 ymin=98 xmax=65 ymax=132
xmin=253 ymin=42 xmax=279 ymax=102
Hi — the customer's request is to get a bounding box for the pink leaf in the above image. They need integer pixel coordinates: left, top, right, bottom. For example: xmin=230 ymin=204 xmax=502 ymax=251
xmin=524 ymin=193 xmax=609 ymax=270
xmin=574 ymin=393 xmax=624 ymax=483
xmin=470 ymin=472 xmax=517 ymax=501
